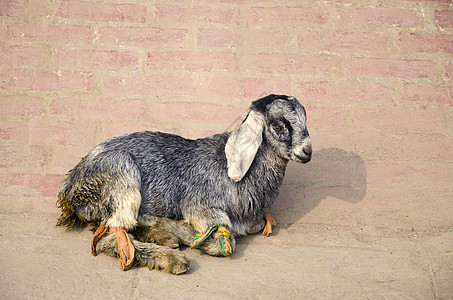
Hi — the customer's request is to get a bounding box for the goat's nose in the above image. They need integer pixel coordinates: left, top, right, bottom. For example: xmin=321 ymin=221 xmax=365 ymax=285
xmin=303 ymin=143 xmax=312 ymax=156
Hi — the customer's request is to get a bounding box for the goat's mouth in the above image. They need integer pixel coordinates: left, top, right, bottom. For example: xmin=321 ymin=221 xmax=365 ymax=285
xmin=291 ymin=141 xmax=312 ymax=163
xmin=292 ymin=153 xmax=311 ymax=163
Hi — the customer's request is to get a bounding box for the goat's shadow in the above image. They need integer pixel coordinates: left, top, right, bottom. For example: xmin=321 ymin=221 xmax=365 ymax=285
xmin=231 ymin=147 xmax=367 ymax=258
xmin=274 ymin=147 xmax=367 ymax=225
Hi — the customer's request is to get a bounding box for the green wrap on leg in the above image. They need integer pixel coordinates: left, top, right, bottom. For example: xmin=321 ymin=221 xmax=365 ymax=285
xmin=189 ymin=225 xmax=233 ymax=257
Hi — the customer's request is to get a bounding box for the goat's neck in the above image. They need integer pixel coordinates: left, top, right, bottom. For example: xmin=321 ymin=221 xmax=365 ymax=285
xmin=250 ymin=142 xmax=288 ymax=182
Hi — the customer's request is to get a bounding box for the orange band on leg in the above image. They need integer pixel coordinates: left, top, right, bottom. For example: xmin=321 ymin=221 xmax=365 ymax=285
xmin=91 ymin=224 xmax=109 ymax=256
xmin=262 ymin=213 xmax=276 ymax=237
xmin=111 ymin=227 xmax=135 ymax=271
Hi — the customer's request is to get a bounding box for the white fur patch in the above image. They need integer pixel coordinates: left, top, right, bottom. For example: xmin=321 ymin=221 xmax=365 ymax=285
xmin=105 ymin=182 xmax=141 ymax=230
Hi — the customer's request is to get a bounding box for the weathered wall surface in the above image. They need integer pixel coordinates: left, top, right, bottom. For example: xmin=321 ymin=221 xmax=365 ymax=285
xmin=1 ymin=0 xmax=452 ymax=243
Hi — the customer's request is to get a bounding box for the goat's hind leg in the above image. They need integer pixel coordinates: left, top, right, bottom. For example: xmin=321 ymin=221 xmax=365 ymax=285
xmin=97 ymin=233 xmax=189 ymax=275
xmin=61 ymin=150 xmax=142 ymax=271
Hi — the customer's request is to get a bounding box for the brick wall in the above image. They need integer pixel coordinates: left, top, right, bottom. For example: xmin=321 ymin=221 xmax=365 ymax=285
xmin=1 ymin=0 xmax=452 ymax=234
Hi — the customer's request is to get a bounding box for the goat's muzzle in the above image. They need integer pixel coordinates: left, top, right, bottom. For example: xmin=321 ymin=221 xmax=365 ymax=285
xmin=292 ymin=139 xmax=312 ymax=163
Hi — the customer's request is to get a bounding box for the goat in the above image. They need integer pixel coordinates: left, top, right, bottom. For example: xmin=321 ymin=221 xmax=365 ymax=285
xmin=56 ymin=94 xmax=312 ymax=274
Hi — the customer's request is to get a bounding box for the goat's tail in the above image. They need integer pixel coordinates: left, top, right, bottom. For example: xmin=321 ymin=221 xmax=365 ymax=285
xmin=56 ymin=193 xmax=87 ymax=229
xmin=56 ymin=176 xmax=101 ymax=232
xmin=55 ymin=175 xmax=90 ymax=229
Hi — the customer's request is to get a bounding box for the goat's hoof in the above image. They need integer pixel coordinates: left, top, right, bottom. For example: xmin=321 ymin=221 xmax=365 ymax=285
xmin=171 ymin=261 xmax=190 ymax=275
xmin=148 ymin=249 xmax=190 ymax=275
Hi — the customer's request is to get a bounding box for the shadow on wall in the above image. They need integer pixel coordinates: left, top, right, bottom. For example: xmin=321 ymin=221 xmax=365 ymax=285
xmin=272 ymin=148 xmax=367 ymax=227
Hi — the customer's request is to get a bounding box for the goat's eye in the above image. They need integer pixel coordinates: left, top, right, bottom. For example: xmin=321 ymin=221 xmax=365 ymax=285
xmin=271 ymin=123 xmax=284 ymax=132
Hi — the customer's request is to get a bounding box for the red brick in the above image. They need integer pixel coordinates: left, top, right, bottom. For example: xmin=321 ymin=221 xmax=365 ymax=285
xmin=55 ymin=49 xmax=140 ymax=71
xmin=0 ymin=70 xmax=93 ymax=92
xmin=247 ymin=6 xmax=329 ymax=27
xmin=156 ymin=4 xmax=239 ymax=24
xmin=30 ymin=121 xmax=97 ymax=146
xmin=1 ymin=22 xmax=92 ymax=45
xmin=242 ymin=78 xmax=292 ymax=99
xmin=1 ymin=95 xmax=45 ymax=117
xmin=0 ymin=0 xmax=53 ymax=17
xmin=78 ymin=98 xmax=109 ymax=118
xmin=296 ymin=81 xmax=391 ymax=106
xmin=338 ymin=7 xmax=424 ymax=29
xmin=305 ymin=107 xmax=343 ymax=131
xmin=399 ymin=33 xmax=453 ymax=54
xmin=245 ymin=53 xmax=337 ymax=76
xmin=435 ymin=10 xmax=453 ymax=29
xmin=347 ymin=58 xmax=437 ymax=80
xmin=0 ymin=173 xmax=65 ymax=198
xmin=103 ymin=74 xmax=196 ymax=96
xmin=445 ymin=62 xmax=453 ymax=80
xmin=198 ymin=77 xmax=241 ymax=98
xmin=0 ymin=173 xmax=25 ymax=196
xmin=0 ymin=121 xmax=30 ymax=141
xmin=197 ymin=28 xmax=242 ymax=48
xmin=27 ymin=174 xmax=66 ymax=197
xmin=147 ymin=51 xmax=237 ymax=72
xmin=198 ymin=77 xmax=292 ymax=99
xmin=109 ymin=98 xmax=146 ymax=120
xmin=48 ymin=146 xmax=88 ymax=173
xmin=402 ymin=84 xmax=453 ymax=107
xmin=150 ymin=101 xmax=242 ymax=128
xmin=0 ymin=145 xmax=47 ymax=169
xmin=204 ymin=0 xmax=242 ymax=3
xmin=299 ymin=30 xmax=388 ymax=52
xmin=103 ymin=124 xmax=175 ymax=141
xmin=78 ymin=97 xmax=145 ymax=121
xmin=348 ymin=108 xmax=445 ymax=134
xmin=99 ymin=26 xmax=188 ymax=47
xmin=50 ymin=98 xmax=81 ymax=115
xmin=405 ymin=0 xmax=451 ymax=2
xmin=244 ymin=29 xmax=291 ymax=51
xmin=57 ymin=0 xmax=146 ymax=23
xmin=76 ymin=97 xmax=145 ymax=121
xmin=0 ymin=45 xmax=50 ymax=69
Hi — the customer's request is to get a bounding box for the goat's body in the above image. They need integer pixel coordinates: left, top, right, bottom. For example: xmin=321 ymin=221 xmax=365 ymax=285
xmin=57 ymin=94 xmax=312 ymax=272
xmin=59 ymin=131 xmax=287 ymax=236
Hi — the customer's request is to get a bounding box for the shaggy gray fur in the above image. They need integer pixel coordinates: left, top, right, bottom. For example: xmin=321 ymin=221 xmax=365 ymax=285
xmin=57 ymin=94 xmax=312 ymax=271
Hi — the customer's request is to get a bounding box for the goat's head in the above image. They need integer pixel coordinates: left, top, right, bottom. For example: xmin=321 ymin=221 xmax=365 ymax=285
xmin=225 ymin=94 xmax=312 ymax=182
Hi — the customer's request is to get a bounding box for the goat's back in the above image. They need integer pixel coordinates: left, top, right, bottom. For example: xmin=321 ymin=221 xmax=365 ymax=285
xmin=94 ymin=131 xmax=233 ymax=219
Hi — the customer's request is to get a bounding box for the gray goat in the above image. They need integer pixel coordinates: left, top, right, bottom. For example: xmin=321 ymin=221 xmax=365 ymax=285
xmin=57 ymin=94 xmax=312 ymax=274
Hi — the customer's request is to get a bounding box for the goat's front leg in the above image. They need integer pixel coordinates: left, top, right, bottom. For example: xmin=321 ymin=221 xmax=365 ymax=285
xmin=131 ymin=226 xmax=180 ymax=248
xmin=96 ymin=233 xmax=189 ymax=275
xmin=138 ymin=215 xmax=236 ymax=257
xmin=186 ymin=207 xmax=235 ymax=257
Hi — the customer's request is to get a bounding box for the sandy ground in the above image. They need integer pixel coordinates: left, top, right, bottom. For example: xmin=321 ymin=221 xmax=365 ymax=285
xmin=1 ymin=205 xmax=452 ymax=300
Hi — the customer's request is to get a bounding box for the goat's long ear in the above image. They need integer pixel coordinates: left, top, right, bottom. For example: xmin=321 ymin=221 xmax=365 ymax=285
xmin=225 ymin=110 xmax=264 ymax=182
